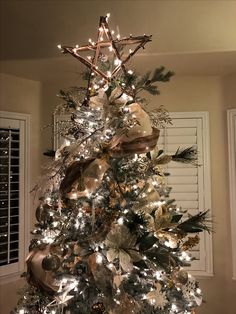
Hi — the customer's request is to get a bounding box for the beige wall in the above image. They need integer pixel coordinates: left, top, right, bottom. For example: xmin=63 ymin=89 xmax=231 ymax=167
xmin=1 ymin=73 xmax=236 ymax=313
xmin=0 ymin=73 xmax=42 ymax=314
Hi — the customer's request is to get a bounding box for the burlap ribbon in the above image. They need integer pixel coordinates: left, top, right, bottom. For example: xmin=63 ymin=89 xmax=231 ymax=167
xmin=60 ymin=157 xmax=109 ymax=199
xmin=90 ymin=89 xmax=160 ymax=156
xmin=26 ymin=245 xmax=59 ymax=293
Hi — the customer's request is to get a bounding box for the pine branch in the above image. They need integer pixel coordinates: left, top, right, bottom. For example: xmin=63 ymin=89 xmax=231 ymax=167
xmin=43 ymin=149 xmax=56 ymax=157
xmin=177 ymin=210 xmax=212 ymax=233
xmin=171 ymin=146 xmax=198 ymax=165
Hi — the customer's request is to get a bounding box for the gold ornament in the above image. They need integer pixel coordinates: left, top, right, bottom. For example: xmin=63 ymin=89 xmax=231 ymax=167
xmin=42 ymin=254 xmax=61 ymax=271
xmin=181 ymin=235 xmax=200 ymax=251
xmin=35 ymin=204 xmax=52 ymax=223
xmin=172 ymin=269 xmax=189 ymax=286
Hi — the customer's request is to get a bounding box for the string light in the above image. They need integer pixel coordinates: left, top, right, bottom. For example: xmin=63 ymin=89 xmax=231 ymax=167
xmin=171 ymin=303 xmax=178 ymax=311
xmin=117 ymin=217 xmax=124 ymax=225
xmin=114 ymin=59 xmax=121 ymax=66
xmin=65 ymin=139 xmax=71 ymax=146
xmin=19 ymin=14 xmax=205 ymax=314
xmin=154 ymin=270 xmax=162 ymax=280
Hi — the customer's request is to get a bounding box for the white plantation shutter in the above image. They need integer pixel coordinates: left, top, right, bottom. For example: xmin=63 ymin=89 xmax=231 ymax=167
xmin=158 ymin=112 xmax=213 ymax=277
xmin=0 ymin=112 xmax=30 ymax=282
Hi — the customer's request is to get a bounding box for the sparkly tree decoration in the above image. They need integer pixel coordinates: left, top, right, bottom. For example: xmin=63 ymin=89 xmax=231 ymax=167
xmin=15 ymin=14 xmax=211 ymax=314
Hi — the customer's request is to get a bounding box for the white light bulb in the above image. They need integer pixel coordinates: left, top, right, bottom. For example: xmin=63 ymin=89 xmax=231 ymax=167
xmin=57 ymin=44 xmax=61 ymax=49
xmin=128 ymin=70 xmax=133 ymax=75
xmin=171 ymin=303 xmax=177 ymax=311
xmin=65 ymin=139 xmax=70 ymax=146
xmin=114 ymin=59 xmax=121 ymax=66
xmin=96 ymin=253 xmax=103 ymax=264
xmin=117 ymin=217 xmax=124 ymax=225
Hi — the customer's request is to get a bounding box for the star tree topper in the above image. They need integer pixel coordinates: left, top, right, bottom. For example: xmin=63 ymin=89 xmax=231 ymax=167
xmin=58 ymin=14 xmax=152 ymax=98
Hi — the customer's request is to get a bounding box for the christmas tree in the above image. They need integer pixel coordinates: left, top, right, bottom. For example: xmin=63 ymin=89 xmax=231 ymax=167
xmin=15 ymin=15 xmax=210 ymax=314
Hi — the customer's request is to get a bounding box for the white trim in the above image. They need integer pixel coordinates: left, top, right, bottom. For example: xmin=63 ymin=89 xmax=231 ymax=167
xmin=227 ymin=109 xmax=236 ymax=280
xmin=0 ymin=111 xmax=30 ymax=284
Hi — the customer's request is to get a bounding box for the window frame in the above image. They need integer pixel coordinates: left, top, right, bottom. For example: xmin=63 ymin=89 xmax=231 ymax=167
xmin=0 ymin=111 xmax=30 ymax=284
xmin=227 ymin=108 xmax=236 ymax=280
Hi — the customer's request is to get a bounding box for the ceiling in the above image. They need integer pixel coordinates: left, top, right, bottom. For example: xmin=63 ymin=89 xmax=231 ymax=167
xmin=1 ymin=0 xmax=236 ymax=81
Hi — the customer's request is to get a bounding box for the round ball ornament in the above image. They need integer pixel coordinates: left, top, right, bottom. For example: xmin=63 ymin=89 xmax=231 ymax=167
xmin=42 ymin=254 xmax=61 ymax=271
xmin=172 ymin=269 xmax=189 ymax=286
xmin=35 ymin=204 xmax=51 ymax=223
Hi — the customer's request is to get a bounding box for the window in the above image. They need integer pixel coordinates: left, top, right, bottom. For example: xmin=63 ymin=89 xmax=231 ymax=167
xmin=0 ymin=111 xmax=30 ymax=282
xmin=53 ymin=111 xmax=213 ymax=277
xmin=158 ymin=112 xmax=213 ymax=277
xmin=227 ymin=109 xmax=236 ymax=280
